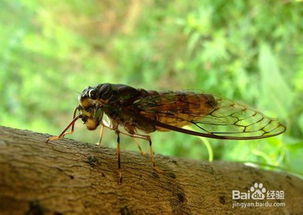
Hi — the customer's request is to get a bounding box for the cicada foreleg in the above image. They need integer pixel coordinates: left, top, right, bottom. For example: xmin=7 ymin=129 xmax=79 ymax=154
xmin=46 ymin=106 xmax=82 ymax=143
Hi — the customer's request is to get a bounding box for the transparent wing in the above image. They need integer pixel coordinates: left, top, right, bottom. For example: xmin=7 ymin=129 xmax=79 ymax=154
xmin=133 ymin=94 xmax=286 ymax=140
xmin=188 ymin=98 xmax=286 ymax=139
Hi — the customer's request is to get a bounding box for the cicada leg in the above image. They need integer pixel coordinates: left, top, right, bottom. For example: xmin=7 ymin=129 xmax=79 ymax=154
xmin=133 ymin=138 xmax=145 ymax=156
xmin=46 ymin=115 xmax=81 ymax=143
xmin=46 ymin=106 xmax=81 ymax=143
xmin=126 ymin=134 xmax=155 ymax=168
xmin=104 ymin=121 xmax=123 ymax=184
xmin=124 ymin=133 xmax=163 ymax=173
xmin=100 ymin=121 xmax=145 ymax=155
xmin=115 ymin=130 xmax=122 ymax=184
xmin=104 ymin=125 xmax=158 ymax=169
xmin=96 ymin=124 xmax=104 ymax=145
xmin=101 ymin=122 xmax=163 ymax=183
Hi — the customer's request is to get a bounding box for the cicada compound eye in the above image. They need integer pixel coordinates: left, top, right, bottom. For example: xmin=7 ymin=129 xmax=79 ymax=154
xmin=88 ymin=89 xmax=97 ymax=99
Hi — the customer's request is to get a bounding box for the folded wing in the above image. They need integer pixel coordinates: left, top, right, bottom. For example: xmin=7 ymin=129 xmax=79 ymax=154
xmin=132 ymin=92 xmax=286 ymax=140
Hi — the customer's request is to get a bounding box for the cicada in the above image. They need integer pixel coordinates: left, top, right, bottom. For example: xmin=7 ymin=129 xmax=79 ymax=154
xmin=47 ymin=83 xmax=286 ymax=183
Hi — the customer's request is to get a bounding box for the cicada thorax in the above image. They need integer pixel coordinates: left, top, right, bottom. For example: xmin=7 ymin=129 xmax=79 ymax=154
xmin=78 ymin=83 xmax=149 ymax=131
xmin=80 ymin=83 xmax=145 ymax=106
xmin=138 ymin=92 xmax=218 ymax=132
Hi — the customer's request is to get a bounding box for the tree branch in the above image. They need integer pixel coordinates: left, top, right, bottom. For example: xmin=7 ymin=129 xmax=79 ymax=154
xmin=0 ymin=126 xmax=302 ymax=214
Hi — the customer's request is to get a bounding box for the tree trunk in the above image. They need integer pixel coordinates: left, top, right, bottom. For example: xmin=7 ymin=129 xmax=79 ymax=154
xmin=0 ymin=126 xmax=302 ymax=215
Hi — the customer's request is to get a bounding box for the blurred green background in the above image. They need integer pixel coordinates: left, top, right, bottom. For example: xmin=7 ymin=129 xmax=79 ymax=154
xmin=0 ymin=0 xmax=302 ymax=176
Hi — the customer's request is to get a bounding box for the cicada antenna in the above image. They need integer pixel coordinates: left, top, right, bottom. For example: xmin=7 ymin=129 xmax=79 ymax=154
xmin=46 ymin=106 xmax=82 ymax=143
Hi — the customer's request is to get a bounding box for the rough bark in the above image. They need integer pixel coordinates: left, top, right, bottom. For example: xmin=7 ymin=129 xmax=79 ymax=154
xmin=0 ymin=126 xmax=302 ymax=215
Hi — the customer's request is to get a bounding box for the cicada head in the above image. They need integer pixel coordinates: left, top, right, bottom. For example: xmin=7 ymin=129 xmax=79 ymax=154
xmin=78 ymin=86 xmax=98 ymax=108
xmin=79 ymin=84 xmax=113 ymax=107
xmin=77 ymin=84 xmax=112 ymax=130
